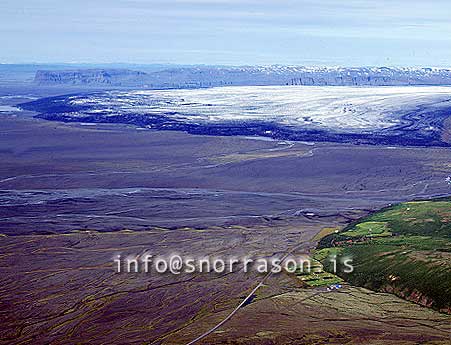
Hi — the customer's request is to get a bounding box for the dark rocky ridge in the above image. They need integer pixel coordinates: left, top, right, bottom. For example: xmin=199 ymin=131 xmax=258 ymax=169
xmin=34 ymin=66 xmax=451 ymax=88
xmin=34 ymin=69 xmax=148 ymax=86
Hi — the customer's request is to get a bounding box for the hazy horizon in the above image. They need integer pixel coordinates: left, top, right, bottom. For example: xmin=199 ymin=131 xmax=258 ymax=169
xmin=1 ymin=62 xmax=451 ymax=69
xmin=1 ymin=1 xmax=451 ymax=67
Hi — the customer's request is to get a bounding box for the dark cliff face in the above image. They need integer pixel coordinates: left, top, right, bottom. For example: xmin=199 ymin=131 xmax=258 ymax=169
xmin=34 ymin=66 xmax=451 ymax=88
xmin=34 ymin=69 xmax=149 ymax=86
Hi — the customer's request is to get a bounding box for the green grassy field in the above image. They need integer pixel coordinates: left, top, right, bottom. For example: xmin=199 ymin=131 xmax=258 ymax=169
xmin=315 ymin=198 xmax=451 ymax=313
xmin=294 ymin=258 xmax=343 ymax=287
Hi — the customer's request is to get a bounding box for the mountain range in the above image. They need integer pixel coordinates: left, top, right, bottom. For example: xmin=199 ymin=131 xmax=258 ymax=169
xmin=34 ymin=65 xmax=451 ymax=88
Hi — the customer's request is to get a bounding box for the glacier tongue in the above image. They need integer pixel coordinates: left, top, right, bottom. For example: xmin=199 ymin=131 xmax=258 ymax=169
xmin=86 ymin=85 xmax=451 ymax=132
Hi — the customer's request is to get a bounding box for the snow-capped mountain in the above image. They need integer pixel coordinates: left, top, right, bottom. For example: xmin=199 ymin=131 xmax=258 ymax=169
xmin=34 ymin=65 xmax=451 ymax=88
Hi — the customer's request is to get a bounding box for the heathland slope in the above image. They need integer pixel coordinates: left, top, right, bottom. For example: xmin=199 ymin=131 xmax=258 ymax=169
xmin=316 ymin=198 xmax=451 ymax=313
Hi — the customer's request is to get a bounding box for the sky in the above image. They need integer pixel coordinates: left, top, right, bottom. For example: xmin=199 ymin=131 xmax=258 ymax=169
xmin=1 ymin=0 xmax=450 ymax=67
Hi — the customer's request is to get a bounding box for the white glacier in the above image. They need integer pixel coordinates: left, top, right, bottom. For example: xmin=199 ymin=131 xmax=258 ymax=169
xmin=71 ymin=85 xmax=451 ymax=132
